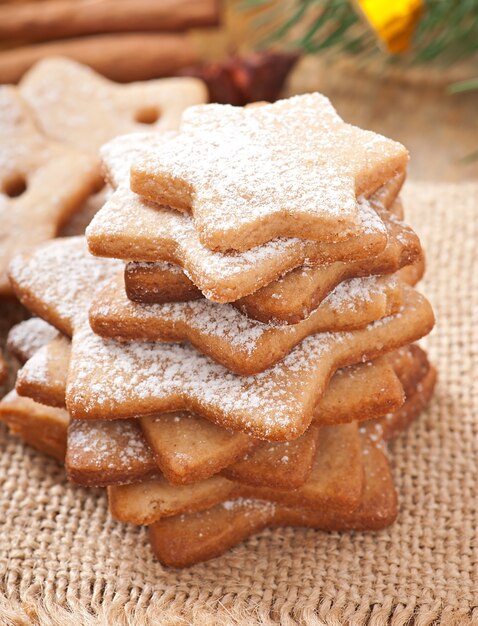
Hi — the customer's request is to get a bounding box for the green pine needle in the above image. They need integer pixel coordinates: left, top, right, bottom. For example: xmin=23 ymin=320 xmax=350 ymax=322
xmin=448 ymin=78 xmax=478 ymax=94
xmin=243 ymin=0 xmax=478 ymax=65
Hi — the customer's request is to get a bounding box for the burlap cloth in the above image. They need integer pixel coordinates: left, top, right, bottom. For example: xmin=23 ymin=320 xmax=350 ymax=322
xmin=0 ymin=181 xmax=476 ymax=626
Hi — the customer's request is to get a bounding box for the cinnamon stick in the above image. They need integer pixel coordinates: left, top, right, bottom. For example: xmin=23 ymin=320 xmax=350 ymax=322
xmin=0 ymin=0 xmax=219 ymax=42
xmin=0 ymin=33 xmax=200 ymax=84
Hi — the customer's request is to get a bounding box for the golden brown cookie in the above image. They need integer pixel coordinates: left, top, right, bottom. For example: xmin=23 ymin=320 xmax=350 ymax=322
xmin=87 ymin=134 xmax=392 ymax=303
xmin=0 ymin=86 xmax=101 ymax=295
xmin=0 ymin=390 xmax=67 ymax=461
xmin=7 ymin=317 xmax=60 ymax=364
xmin=398 ymin=251 xmax=426 ymax=286
xmin=15 ymin=326 xmax=404 ymax=486
xmin=125 ymin=261 xmax=202 ymax=305
xmin=148 ymin=433 xmax=397 ymax=567
xmin=4 ymin=342 xmax=433 ymax=509
xmin=129 ymin=94 xmax=408 ymax=251
xmin=20 ymin=57 xmax=207 ymax=154
xmin=107 ymin=347 xmax=433 ymax=510
xmin=123 ymin=211 xmax=422 ymax=326
xmin=16 ymin=332 xmax=405 ymax=436
xmin=66 ymin=290 xmax=433 ymax=438
xmin=67 ymin=419 xmax=159 ymax=487
xmin=108 ymin=423 xmax=364 ymax=526
xmin=5 ymin=342 xmax=431 ymax=475
xmin=16 ymin=334 xmax=71 ymax=409
xmin=89 ymin=272 xmax=403 ymax=374
xmin=9 ymin=237 xmax=432 ymax=439
xmin=368 ymin=364 xmax=436 ymax=441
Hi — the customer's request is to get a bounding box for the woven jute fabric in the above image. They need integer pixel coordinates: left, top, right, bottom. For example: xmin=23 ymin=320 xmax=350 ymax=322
xmin=0 ymin=181 xmax=477 ymax=626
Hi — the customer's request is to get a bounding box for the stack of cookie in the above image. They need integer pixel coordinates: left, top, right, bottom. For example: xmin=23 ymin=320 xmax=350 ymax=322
xmin=2 ymin=93 xmax=436 ymax=567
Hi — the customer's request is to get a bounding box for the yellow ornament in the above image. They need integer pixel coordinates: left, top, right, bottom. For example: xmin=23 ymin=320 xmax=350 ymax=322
xmin=355 ymin=0 xmax=423 ymax=53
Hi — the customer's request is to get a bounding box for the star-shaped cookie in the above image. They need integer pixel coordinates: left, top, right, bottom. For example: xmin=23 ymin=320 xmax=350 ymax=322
xmin=147 ymin=432 xmax=396 ymax=567
xmin=19 ymin=57 xmax=207 ymax=154
xmin=13 ymin=323 xmax=405 ymax=486
xmin=130 ymin=93 xmax=408 ymax=251
xmin=9 ymin=237 xmax=434 ymax=440
xmin=0 ymin=86 xmax=101 ymax=295
xmin=90 ymin=272 xmax=403 ymax=374
xmin=88 ymin=133 xmax=391 ymax=303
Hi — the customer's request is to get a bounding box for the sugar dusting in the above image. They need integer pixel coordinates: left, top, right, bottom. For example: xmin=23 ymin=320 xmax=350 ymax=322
xmin=68 ymin=290 xmax=426 ymax=438
xmin=9 ymin=238 xmax=123 ymax=332
xmin=133 ymin=94 xmax=406 ymax=235
xmin=94 ymin=273 xmax=398 ymax=357
xmin=13 ymin=238 xmax=426 ymax=437
xmin=89 ymin=133 xmax=388 ymax=301
xmin=68 ymin=419 xmax=154 ymax=471
xmin=8 ymin=318 xmax=59 ymax=362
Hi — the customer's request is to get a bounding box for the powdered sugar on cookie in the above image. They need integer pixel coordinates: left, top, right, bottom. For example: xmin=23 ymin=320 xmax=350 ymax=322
xmin=90 ymin=272 xmax=401 ymax=374
xmin=9 ymin=237 xmax=122 ymax=334
xmin=7 ymin=318 xmax=60 ymax=363
xmin=67 ymin=288 xmax=432 ymax=440
xmin=130 ymin=94 xmax=407 ymax=252
xmin=87 ymin=185 xmax=387 ymax=303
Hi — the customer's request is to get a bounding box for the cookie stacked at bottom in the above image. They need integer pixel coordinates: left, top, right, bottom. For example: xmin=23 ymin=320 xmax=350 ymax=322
xmin=2 ymin=94 xmax=437 ymax=567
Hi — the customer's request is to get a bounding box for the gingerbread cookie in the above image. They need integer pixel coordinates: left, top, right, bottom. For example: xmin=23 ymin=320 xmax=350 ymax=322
xmin=107 ymin=348 xmax=432 ymax=503
xmin=89 ymin=272 xmax=403 ymax=374
xmin=16 ymin=332 xmax=405 ymax=430
xmin=67 ymin=289 xmax=433 ymax=439
xmin=20 ymin=57 xmax=207 ymax=154
xmin=0 ymin=86 xmax=101 ymax=295
xmin=69 ymin=421 xmax=321 ymax=491
xmin=6 ymin=344 xmax=431 ymax=477
xmin=7 ymin=317 xmax=60 ymax=364
xmin=9 ymin=238 xmax=432 ymax=438
xmin=0 ymin=390 xmax=67 ymax=461
xmin=109 ymin=423 xmax=364 ymax=526
xmin=130 ymin=94 xmax=408 ymax=251
xmin=16 ymin=328 xmax=405 ymax=486
xmin=67 ymin=419 xmax=159 ymax=487
xmin=125 ymin=261 xmax=203 ymax=305
xmin=147 ymin=434 xmax=396 ymax=567
xmin=398 ymin=251 xmax=426 ymax=286
xmin=16 ymin=335 xmax=70 ymax=409
xmin=124 ymin=212 xmax=422 ymax=324
xmin=369 ymin=354 xmax=436 ymax=441
xmin=9 ymin=238 xmax=121 ymax=336
xmin=87 ymin=133 xmax=392 ymax=303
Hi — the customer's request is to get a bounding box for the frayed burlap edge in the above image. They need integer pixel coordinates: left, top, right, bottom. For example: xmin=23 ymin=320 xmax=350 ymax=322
xmin=1 ymin=592 xmax=478 ymax=626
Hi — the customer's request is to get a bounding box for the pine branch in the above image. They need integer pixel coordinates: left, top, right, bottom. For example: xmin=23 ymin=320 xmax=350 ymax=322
xmin=244 ymin=0 xmax=478 ymax=64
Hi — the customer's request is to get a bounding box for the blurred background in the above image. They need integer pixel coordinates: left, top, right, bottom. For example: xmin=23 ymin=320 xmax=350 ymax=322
xmin=0 ymin=0 xmax=477 ymax=180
